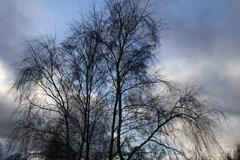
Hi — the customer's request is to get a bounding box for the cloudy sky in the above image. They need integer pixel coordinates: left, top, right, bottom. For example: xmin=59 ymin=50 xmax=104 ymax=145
xmin=0 ymin=0 xmax=239 ymax=153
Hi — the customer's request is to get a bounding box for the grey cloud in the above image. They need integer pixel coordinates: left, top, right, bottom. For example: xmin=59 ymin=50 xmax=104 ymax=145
xmin=0 ymin=0 xmax=39 ymax=130
xmin=0 ymin=95 xmax=15 ymax=138
xmin=0 ymin=0 xmax=50 ymax=68
xmin=160 ymin=0 xmax=240 ymax=58
xmin=157 ymin=0 xmax=240 ymax=144
xmin=158 ymin=0 xmax=240 ymax=114
xmin=0 ymin=1 xmax=28 ymax=66
xmin=0 ymin=0 xmax=50 ymax=147
xmin=0 ymin=0 xmax=239 ymax=152
xmin=200 ymin=66 xmax=240 ymax=115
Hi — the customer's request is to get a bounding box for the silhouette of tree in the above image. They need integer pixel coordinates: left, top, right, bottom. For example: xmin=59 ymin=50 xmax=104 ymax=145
xmin=42 ymin=133 xmax=66 ymax=160
xmin=10 ymin=32 xmax=108 ymax=160
xmin=9 ymin=0 xmax=223 ymax=160
xmin=63 ymin=15 xmax=109 ymax=159
xmin=89 ymin=0 xmax=223 ymax=159
xmin=9 ymin=37 xmax=75 ymax=159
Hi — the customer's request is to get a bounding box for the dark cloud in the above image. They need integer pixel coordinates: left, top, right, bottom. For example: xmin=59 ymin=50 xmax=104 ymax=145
xmin=0 ymin=0 xmax=37 ymax=134
xmin=0 ymin=1 xmax=27 ymax=65
xmin=0 ymin=0 xmax=56 ymax=134
xmin=157 ymin=0 xmax=240 ymax=147
xmin=0 ymin=96 xmax=14 ymax=138
xmin=160 ymin=0 xmax=240 ymax=57
xmin=0 ymin=0 xmax=51 ymax=67
xmin=158 ymin=0 xmax=240 ymax=113
xmin=0 ymin=0 xmax=239 ymax=152
xmin=0 ymin=0 xmax=51 ymax=149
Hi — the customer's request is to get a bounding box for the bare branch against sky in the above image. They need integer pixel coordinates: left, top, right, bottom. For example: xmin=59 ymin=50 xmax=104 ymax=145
xmin=0 ymin=0 xmax=239 ymax=159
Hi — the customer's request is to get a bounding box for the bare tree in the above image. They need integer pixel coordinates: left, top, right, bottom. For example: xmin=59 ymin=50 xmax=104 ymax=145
xmin=97 ymin=0 xmax=161 ymax=159
xmin=9 ymin=0 xmax=223 ymax=160
xmin=10 ymin=36 xmax=77 ymax=159
xmin=62 ymin=13 xmax=108 ymax=159
xmin=10 ymin=19 xmax=109 ymax=160
xmin=88 ymin=0 xmax=223 ymax=159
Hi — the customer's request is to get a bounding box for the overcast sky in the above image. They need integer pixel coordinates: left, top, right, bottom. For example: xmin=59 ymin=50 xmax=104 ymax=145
xmin=0 ymin=0 xmax=239 ymax=153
